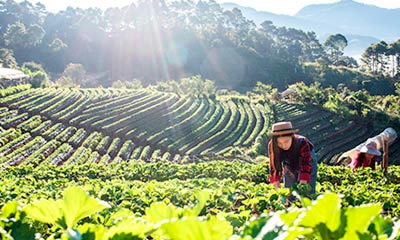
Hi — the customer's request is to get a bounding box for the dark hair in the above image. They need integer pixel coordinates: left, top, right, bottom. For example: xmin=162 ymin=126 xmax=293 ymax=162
xmin=271 ymin=133 xmax=296 ymax=174
xmin=359 ymin=152 xmax=376 ymax=165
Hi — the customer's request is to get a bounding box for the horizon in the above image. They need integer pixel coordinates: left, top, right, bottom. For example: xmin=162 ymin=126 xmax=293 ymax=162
xmin=17 ymin=0 xmax=400 ymax=16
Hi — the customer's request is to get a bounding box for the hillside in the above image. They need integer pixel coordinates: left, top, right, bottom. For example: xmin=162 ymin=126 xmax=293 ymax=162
xmin=222 ymin=0 xmax=399 ymax=58
xmin=0 ymin=85 xmax=399 ymax=167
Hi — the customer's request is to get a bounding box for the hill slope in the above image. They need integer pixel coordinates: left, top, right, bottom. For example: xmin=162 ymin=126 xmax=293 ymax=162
xmin=0 ymin=86 xmax=399 ymax=166
xmin=222 ymin=0 xmax=399 ymax=58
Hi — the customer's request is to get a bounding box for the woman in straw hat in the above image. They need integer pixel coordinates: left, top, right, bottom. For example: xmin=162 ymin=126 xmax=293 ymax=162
xmin=349 ymin=142 xmax=381 ymax=170
xmin=268 ymin=121 xmax=318 ymax=194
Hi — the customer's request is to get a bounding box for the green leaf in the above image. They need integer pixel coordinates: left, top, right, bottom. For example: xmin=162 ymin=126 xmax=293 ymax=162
xmin=279 ymin=209 xmax=302 ymax=227
xmin=342 ymin=204 xmax=382 ymax=240
xmin=10 ymin=220 xmax=36 ymax=240
xmin=23 ymin=199 xmax=64 ymax=227
xmin=161 ymin=216 xmax=232 ymax=240
xmin=77 ymin=223 xmax=106 ymax=240
xmin=145 ymin=202 xmax=180 ymax=223
xmin=1 ymin=201 xmax=18 ymax=218
xmin=105 ymin=218 xmax=154 ymax=239
xmin=285 ymin=227 xmax=314 ymax=240
xmin=24 ymin=187 xmax=110 ymax=230
xmin=106 ymin=208 xmax=135 ymax=225
xmin=242 ymin=215 xmax=268 ymax=238
xmin=182 ymin=190 xmax=211 ymax=217
xmin=62 ymin=187 xmax=110 ymax=228
xmin=368 ymin=215 xmax=393 ymax=238
xmin=297 ymin=192 xmax=341 ymax=232
xmin=255 ymin=214 xmax=284 ymax=239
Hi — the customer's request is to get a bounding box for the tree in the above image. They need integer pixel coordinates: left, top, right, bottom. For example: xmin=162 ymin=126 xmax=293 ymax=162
xmin=386 ymin=40 xmax=400 ymax=78
xmin=3 ymin=22 xmax=27 ymax=48
xmin=395 ymin=82 xmax=400 ymax=96
xmin=56 ymin=76 xmax=75 ymax=87
xmin=323 ymin=34 xmax=348 ymax=66
xmin=30 ymin=71 xmax=48 ymax=88
xmin=111 ymin=80 xmax=125 ymax=89
xmin=252 ymin=82 xmax=278 ymax=104
xmin=22 ymin=61 xmax=45 ymax=73
xmin=126 ymin=79 xmax=143 ymax=89
xmin=0 ymin=48 xmax=18 ymax=68
xmin=4 ymin=22 xmax=45 ymax=49
xmin=58 ymin=63 xmax=87 ymax=86
xmin=361 ymin=41 xmax=388 ymax=75
xmin=180 ymin=75 xmax=216 ymax=98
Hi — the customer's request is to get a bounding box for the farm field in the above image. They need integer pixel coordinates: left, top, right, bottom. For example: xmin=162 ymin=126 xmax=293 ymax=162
xmin=1 ymin=85 xmax=399 ymax=167
xmin=1 ymin=0 xmax=400 ymax=238
xmin=1 ymin=85 xmax=400 ymax=239
xmin=1 ymin=162 xmax=400 ymax=238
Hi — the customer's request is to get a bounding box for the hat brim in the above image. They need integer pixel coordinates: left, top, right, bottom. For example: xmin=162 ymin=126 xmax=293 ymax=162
xmin=360 ymin=148 xmax=381 ymax=156
xmin=268 ymin=129 xmax=299 ymax=136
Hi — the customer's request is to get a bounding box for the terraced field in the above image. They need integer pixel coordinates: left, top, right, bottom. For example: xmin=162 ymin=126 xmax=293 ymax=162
xmin=0 ymin=86 xmax=269 ymax=166
xmin=273 ymin=102 xmax=400 ymax=164
xmin=0 ymin=85 xmax=399 ymax=167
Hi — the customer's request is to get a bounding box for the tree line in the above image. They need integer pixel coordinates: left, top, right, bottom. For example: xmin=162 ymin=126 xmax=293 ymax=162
xmin=0 ymin=0 xmax=399 ymax=93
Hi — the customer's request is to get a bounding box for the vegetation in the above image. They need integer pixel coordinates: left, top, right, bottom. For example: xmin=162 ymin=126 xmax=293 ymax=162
xmin=0 ymin=162 xmax=400 ymax=239
xmin=1 ymin=0 xmax=400 ymax=238
xmin=0 ymin=0 xmax=398 ymax=93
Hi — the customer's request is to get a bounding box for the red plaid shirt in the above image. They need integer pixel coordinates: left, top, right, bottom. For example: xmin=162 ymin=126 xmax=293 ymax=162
xmin=269 ymin=135 xmax=312 ymax=183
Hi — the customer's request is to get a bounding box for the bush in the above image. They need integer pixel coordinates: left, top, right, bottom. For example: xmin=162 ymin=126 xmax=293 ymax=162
xmin=30 ymin=71 xmax=49 ymax=88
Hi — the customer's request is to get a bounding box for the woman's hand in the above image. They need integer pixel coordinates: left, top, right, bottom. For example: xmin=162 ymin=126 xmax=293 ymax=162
xmin=272 ymin=181 xmax=280 ymax=188
xmin=299 ymin=180 xmax=308 ymax=184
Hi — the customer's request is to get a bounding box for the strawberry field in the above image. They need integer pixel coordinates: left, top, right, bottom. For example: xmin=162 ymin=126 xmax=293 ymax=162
xmin=0 ymin=162 xmax=400 ymax=239
xmin=1 ymin=85 xmax=400 ymax=239
xmin=1 ymin=85 xmax=399 ymax=167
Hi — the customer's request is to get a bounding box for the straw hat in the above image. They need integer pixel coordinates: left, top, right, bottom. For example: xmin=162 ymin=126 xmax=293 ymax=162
xmin=360 ymin=142 xmax=381 ymax=156
xmin=268 ymin=121 xmax=299 ymax=136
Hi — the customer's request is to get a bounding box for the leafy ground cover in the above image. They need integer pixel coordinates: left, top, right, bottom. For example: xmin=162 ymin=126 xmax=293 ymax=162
xmin=1 ymin=161 xmax=399 ymax=239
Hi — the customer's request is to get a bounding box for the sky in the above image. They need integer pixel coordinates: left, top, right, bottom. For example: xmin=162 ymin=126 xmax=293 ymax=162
xmin=22 ymin=0 xmax=400 ymax=15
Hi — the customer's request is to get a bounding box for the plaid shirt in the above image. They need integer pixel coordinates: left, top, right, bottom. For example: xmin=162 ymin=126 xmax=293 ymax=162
xmin=268 ymin=135 xmax=312 ymax=183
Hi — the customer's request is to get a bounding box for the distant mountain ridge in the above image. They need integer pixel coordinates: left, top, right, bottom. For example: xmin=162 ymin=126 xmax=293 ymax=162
xmin=222 ymin=0 xmax=400 ymax=58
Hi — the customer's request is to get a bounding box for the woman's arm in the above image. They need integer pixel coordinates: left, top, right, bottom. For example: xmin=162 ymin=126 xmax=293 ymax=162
xmin=298 ymin=139 xmax=312 ymax=183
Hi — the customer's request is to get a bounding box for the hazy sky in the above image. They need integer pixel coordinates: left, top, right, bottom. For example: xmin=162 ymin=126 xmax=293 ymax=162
xmin=22 ymin=0 xmax=400 ymax=15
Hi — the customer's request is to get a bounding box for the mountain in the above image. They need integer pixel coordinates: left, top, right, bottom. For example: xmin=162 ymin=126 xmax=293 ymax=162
xmin=222 ymin=0 xmax=399 ymax=58
xmin=296 ymin=0 xmax=399 ymax=40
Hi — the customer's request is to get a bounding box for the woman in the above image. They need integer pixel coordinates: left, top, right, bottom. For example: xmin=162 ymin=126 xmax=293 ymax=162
xmin=268 ymin=121 xmax=317 ymax=194
xmin=350 ymin=142 xmax=381 ymax=170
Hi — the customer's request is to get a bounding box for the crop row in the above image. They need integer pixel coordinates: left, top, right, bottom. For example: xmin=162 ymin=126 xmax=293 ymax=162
xmin=273 ymin=102 xmax=400 ymax=164
xmin=0 ymin=86 xmax=268 ymax=164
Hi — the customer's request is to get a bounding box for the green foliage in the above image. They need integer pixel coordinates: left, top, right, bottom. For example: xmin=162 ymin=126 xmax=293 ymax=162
xmin=155 ymin=75 xmax=216 ymax=98
xmin=4 ymin=21 xmax=45 ymax=49
xmin=252 ymin=82 xmax=278 ymax=104
xmin=57 ymin=63 xmax=87 ymax=87
xmin=24 ymin=186 xmax=110 ymax=229
xmin=30 ymin=71 xmax=49 ymax=88
xmin=112 ymin=79 xmax=143 ymax=89
xmin=246 ymin=193 xmax=398 ymax=240
xmin=49 ymin=38 xmax=68 ymax=52
xmin=323 ymin=34 xmax=348 ymax=66
xmin=2 ymin=184 xmax=399 ymax=239
xmin=395 ymin=82 xmax=400 ymax=96
xmin=22 ymin=61 xmax=45 ymax=73
xmin=0 ymin=48 xmax=18 ymax=69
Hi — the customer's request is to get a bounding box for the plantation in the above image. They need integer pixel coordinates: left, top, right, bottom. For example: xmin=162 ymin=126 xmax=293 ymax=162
xmin=1 ymin=162 xmax=400 ymax=239
xmin=0 ymin=84 xmax=400 ymax=239
xmin=1 ymin=85 xmax=399 ymax=168
xmin=1 ymin=0 xmax=400 ymax=238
